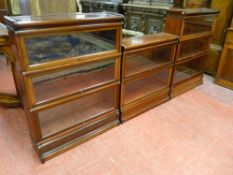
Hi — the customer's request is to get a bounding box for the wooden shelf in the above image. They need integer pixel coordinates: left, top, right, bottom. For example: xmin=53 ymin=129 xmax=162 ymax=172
xmin=33 ymin=59 xmax=116 ymax=103
xmin=39 ymin=87 xmax=115 ymax=138
xmin=173 ymin=56 xmax=205 ymax=84
xmin=183 ymin=16 xmax=215 ymax=35
xmin=171 ymin=74 xmax=203 ymax=97
xmin=124 ymin=42 xmax=175 ymax=77
xmin=124 ymin=69 xmax=170 ymax=104
xmin=174 ymin=67 xmax=201 ymax=84
xmin=177 ymin=36 xmax=210 ymax=60
xmin=125 ymin=55 xmax=170 ymax=77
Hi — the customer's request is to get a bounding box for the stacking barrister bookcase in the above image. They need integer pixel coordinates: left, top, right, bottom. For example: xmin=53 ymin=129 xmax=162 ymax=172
xmin=165 ymin=8 xmax=219 ymax=97
xmin=4 ymin=12 xmax=123 ymax=162
xmin=121 ymin=33 xmax=178 ymax=121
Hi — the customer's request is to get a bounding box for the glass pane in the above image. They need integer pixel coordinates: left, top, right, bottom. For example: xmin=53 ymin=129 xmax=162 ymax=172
xmin=32 ymin=59 xmax=116 ymax=103
xmin=173 ymin=57 xmax=204 ymax=84
xmin=6 ymin=12 xmax=122 ymax=23
xmin=129 ymin=15 xmax=142 ymax=32
xmin=125 ymin=44 xmax=174 ymax=77
xmin=130 ymin=0 xmax=150 ymax=4
xmin=178 ymin=37 xmax=209 ymax=59
xmin=38 ymin=87 xmax=115 ymax=137
xmin=124 ymin=69 xmax=170 ymax=104
xmin=145 ymin=17 xmax=164 ymax=34
xmin=151 ymin=0 xmax=173 ymax=6
xmin=220 ymin=48 xmax=233 ymax=82
xmin=26 ymin=30 xmax=116 ymax=65
xmin=183 ymin=16 xmax=214 ymax=35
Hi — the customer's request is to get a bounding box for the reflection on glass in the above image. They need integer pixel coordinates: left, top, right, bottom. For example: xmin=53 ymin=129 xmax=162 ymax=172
xmin=174 ymin=57 xmax=204 ymax=84
xmin=7 ymin=12 xmax=120 ymax=22
xmin=124 ymin=69 xmax=170 ymax=104
xmin=183 ymin=16 xmax=214 ymax=35
xmin=125 ymin=45 xmax=174 ymax=77
xmin=38 ymin=87 xmax=115 ymax=137
xmin=32 ymin=59 xmax=116 ymax=103
xmin=146 ymin=18 xmax=164 ymax=34
xmin=130 ymin=0 xmax=151 ymax=4
xmin=220 ymin=49 xmax=233 ymax=82
xmin=26 ymin=30 xmax=116 ymax=65
xmin=178 ymin=37 xmax=208 ymax=59
xmin=151 ymin=0 xmax=173 ymax=6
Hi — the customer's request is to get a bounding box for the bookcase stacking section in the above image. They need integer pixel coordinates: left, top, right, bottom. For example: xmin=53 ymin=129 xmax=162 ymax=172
xmin=165 ymin=8 xmax=219 ymax=97
xmin=4 ymin=12 xmax=123 ymax=162
xmin=121 ymin=33 xmax=178 ymax=122
xmin=215 ymin=27 xmax=233 ymax=90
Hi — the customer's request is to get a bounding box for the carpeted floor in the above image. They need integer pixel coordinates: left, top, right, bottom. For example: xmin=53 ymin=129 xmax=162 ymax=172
xmin=0 ymin=75 xmax=233 ymax=175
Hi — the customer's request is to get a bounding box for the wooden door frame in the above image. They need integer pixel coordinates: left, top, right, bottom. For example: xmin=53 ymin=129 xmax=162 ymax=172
xmin=0 ymin=33 xmax=21 ymax=107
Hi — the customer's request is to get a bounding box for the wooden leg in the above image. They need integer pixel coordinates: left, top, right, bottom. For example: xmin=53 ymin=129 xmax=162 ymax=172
xmin=0 ymin=36 xmax=22 ymax=108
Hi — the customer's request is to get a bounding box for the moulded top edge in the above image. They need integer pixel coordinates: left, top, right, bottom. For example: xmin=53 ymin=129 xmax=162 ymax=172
xmin=4 ymin=12 xmax=124 ymax=30
xmin=122 ymin=3 xmax=170 ymax=10
xmin=122 ymin=33 xmax=178 ymax=50
xmin=167 ymin=8 xmax=220 ymax=16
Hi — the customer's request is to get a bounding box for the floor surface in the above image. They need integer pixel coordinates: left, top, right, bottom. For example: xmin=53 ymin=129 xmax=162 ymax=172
xmin=0 ymin=75 xmax=233 ymax=175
